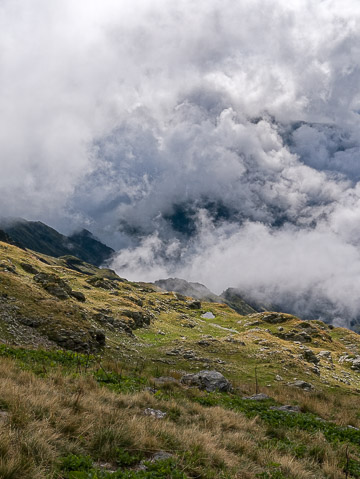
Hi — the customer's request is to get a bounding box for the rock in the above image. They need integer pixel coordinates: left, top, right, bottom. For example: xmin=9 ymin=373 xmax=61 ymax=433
xmin=0 ymin=410 xmax=9 ymax=421
xmin=70 ymin=291 xmax=86 ymax=302
xmin=181 ymin=320 xmax=197 ymax=328
xmin=302 ymin=349 xmax=320 ymax=364
xmin=0 ymin=261 xmax=16 ymax=273
xmin=201 ymin=312 xmax=215 ymax=319
xmin=181 ymin=370 xmax=232 ymax=392
xmin=144 ymin=408 xmax=167 ymax=419
xmin=137 ymin=451 xmax=174 ymax=471
xmin=317 ymin=350 xmax=332 ymax=360
xmin=276 ymin=329 xmax=312 ymax=343
xmin=351 ymin=358 xmax=360 ymax=371
xmin=275 ymin=374 xmax=283 ymax=381
xmin=288 ymin=380 xmax=314 ymax=391
xmin=261 ymin=313 xmax=289 ymax=324
xmin=86 ymin=276 xmax=116 ymax=290
xmin=90 ymin=329 xmax=106 ymax=347
xmin=20 ymin=262 xmax=39 ymax=274
xmin=120 ymin=310 xmax=153 ymax=328
xmin=153 ymin=377 xmax=178 ymax=386
xmin=187 ymin=300 xmax=201 ymax=310
xmin=224 ymin=336 xmax=245 ymax=345
xmin=270 ymin=405 xmax=301 ymax=413
xmin=150 ymin=452 xmax=173 ymax=462
xmin=17 ymin=316 xmax=41 ymax=328
xmin=33 ymin=272 xmax=72 ymax=299
xmin=242 ymin=393 xmax=270 ymax=401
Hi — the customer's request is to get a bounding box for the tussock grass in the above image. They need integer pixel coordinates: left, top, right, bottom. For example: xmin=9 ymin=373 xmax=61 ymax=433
xmin=0 ymin=356 xmax=358 ymax=478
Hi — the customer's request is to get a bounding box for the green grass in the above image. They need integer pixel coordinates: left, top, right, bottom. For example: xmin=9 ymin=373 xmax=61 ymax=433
xmin=58 ymin=454 xmax=188 ymax=479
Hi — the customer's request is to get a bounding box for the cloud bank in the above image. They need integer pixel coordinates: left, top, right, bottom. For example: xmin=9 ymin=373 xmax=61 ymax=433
xmin=2 ymin=0 xmax=360 ymax=325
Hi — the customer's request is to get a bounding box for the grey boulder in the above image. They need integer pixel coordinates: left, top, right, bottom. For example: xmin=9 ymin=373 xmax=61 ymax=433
xmin=181 ymin=370 xmax=232 ymax=392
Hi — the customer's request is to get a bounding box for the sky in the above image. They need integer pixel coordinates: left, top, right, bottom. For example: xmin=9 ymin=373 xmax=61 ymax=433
xmin=1 ymin=0 xmax=360 ymax=325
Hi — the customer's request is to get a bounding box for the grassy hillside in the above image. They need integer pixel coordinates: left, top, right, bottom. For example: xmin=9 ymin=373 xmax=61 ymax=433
xmin=0 ymin=240 xmax=360 ymax=478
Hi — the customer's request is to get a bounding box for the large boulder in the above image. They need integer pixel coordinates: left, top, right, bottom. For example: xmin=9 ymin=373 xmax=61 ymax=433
xmin=181 ymin=370 xmax=232 ymax=392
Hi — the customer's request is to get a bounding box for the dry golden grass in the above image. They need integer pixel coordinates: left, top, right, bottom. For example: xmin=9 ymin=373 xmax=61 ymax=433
xmin=0 ymin=357 xmax=356 ymax=478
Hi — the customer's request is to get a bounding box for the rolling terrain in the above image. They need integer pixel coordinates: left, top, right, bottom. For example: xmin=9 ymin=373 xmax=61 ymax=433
xmin=0 ymin=239 xmax=360 ymax=478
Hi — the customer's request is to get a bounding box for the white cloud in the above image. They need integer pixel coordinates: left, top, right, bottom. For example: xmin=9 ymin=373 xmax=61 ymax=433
xmin=2 ymin=0 xmax=360 ymax=323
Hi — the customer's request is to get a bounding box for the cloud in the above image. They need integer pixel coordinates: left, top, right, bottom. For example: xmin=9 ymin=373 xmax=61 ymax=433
xmin=2 ymin=1 xmax=360 ymax=323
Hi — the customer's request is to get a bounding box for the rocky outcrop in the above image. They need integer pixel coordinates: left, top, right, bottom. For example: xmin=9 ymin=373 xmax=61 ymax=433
xmin=47 ymin=327 xmax=105 ymax=352
xmin=34 ymin=272 xmax=72 ymax=299
xmin=187 ymin=300 xmax=201 ymax=310
xmin=20 ymin=262 xmax=39 ymax=275
xmin=181 ymin=370 xmax=232 ymax=392
xmin=33 ymin=273 xmax=85 ymax=302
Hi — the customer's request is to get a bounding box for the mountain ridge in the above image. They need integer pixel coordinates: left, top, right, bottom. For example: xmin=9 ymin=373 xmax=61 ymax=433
xmin=0 ymin=217 xmax=114 ymax=266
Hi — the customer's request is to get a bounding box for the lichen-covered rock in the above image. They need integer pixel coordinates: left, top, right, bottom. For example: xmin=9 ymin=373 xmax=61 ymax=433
xmin=181 ymin=370 xmax=232 ymax=392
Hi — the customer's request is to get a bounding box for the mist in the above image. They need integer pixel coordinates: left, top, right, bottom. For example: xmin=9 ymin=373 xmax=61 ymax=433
xmin=1 ymin=1 xmax=360 ymax=325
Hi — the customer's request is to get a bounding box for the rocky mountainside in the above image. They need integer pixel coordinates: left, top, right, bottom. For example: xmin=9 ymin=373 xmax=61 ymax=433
xmin=154 ymin=278 xmax=256 ymax=316
xmin=0 ymin=217 xmax=114 ymax=266
xmin=0 ymin=239 xmax=360 ymax=478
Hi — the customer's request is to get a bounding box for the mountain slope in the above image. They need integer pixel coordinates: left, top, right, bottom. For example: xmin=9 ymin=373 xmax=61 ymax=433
xmin=1 ymin=240 xmax=360 ymax=477
xmin=155 ymin=278 xmax=256 ymax=315
xmin=0 ymin=217 xmax=114 ymax=266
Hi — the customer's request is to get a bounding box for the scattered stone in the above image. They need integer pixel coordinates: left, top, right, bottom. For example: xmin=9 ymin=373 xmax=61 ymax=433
xmin=181 ymin=321 xmax=197 ymax=328
xmin=150 ymin=452 xmax=173 ymax=462
xmin=288 ymin=380 xmax=314 ymax=391
xmin=242 ymin=393 xmax=270 ymax=401
xmin=0 ymin=410 xmax=9 ymax=421
xmin=144 ymin=408 xmax=167 ymax=419
xmin=153 ymin=377 xmax=178 ymax=386
xmin=17 ymin=316 xmax=41 ymax=328
xmin=201 ymin=312 xmax=215 ymax=319
xmin=317 ymin=350 xmax=332 ymax=360
xmin=181 ymin=370 xmax=232 ymax=392
xmin=224 ymin=336 xmax=245 ymax=345
xmin=137 ymin=451 xmax=174 ymax=471
xmin=270 ymin=405 xmax=301 ymax=413
xmin=94 ymin=462 xmax=117 ymax=473
xmin=0 ymin=260 xmax=16 ymax=273
xmin=275 ymin=374 xmax=283 ymax=381
xmin=351 ymin=358 xmax=360 ymax=371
